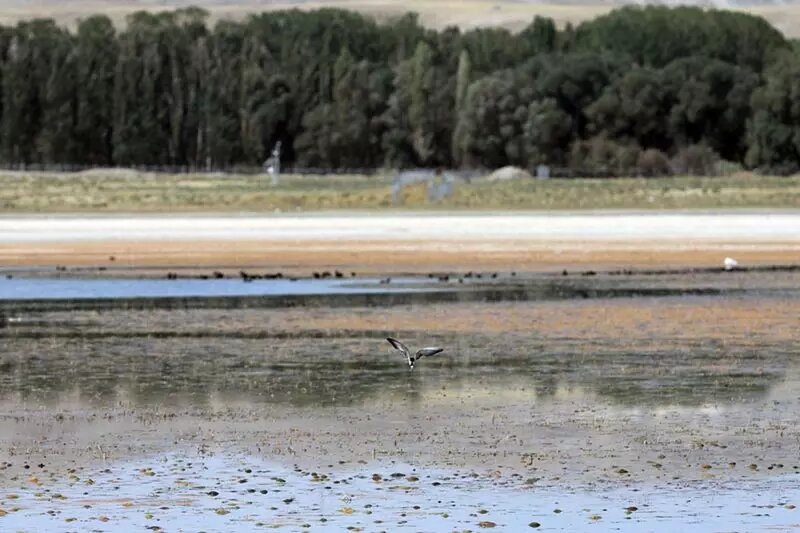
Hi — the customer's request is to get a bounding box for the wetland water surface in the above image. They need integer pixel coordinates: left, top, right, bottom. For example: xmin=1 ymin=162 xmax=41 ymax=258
xmin=0 ymin=276 xmax=441 ymax=300
xmin=0 ymin=271 xmax=799 ymax=531
xmin=2 ymin=453 xmax=799 ymax=532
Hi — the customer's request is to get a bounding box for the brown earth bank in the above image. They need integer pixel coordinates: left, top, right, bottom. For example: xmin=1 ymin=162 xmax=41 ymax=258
xmin=2 ymin=239 xmax=800 ymax=275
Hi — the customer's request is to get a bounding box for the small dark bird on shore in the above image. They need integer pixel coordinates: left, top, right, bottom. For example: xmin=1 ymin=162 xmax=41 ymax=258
xmin=386 ymin=337 xmax=444 ymax=370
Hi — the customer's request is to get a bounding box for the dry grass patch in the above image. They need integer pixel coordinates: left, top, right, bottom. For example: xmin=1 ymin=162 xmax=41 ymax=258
xmin=1 ymin=170 xmax=799 ymax=212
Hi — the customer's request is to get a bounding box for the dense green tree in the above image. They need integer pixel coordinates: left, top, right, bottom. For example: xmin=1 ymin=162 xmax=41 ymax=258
xmin=407 ymin=41 xmax=438 ymax=164
xmin=295 ymin=48 xmax=375 ymax=167
xmin=531 ymin=53 xmax=621 ymax=139
xmin=586 ymin=66 xmax=670 ymax=151
xmin=112 ymin=12 xmax=171 ymax=165
xmin=461 ymin=27 xmax=522 ymax=75
xmin=383 ymin=40 xmax=453 ymax=167
xmin=162 ymin=8 xmax=210 ymax=167
xmin=452 ymin=49 xmax=472 ymax=166
xmin=453 ymin=72 xmax=526 ymax=168
xmin=37 ymin=24 xmax=77 ymax=163
xmin=238 ymin=34 xmax=273 ymax=164
xmin=519 ymin=16 xmax=557 ymax=56
xmin=74 ymin=16 xmax=117 ymax=165
xmin=0 ymin=6 xmax=793 ymax=172
xmin=746 ymin=51 xmax=800 ymax=174
xmin=204 ymin=20 xmax=245 ymax=167
xmin=2 ymin=19 xmax=69 ymax=163
xmin=524 ymin=98 xmax=574 ymax=165
xmin=572 ymin=6 xmax=787 ymax=72
xmin=661 ymin=57 xmax=758 ymax=162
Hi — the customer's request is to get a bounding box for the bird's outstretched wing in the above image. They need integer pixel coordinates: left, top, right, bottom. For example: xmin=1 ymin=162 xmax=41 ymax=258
xmin=386 ymin=337 xmax=413 ymax=366
xmin=416 ymin=347 xmax=444 ymax=358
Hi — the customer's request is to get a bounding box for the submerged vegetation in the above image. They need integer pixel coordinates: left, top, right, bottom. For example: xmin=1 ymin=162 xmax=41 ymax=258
xmin=0 ymin=6 xmax=799 ymax=174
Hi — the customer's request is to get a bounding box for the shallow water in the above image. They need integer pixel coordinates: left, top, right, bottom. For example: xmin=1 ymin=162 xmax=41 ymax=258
xmin=1 ymin=453 xmax=799 ymax=532
xmin=0 ymin=276 xmax=443 ymax=300
xmin=1 ymin=290 xmax=797 ymax=408
xmin=1 ymin=272 xmax=799 ymax=530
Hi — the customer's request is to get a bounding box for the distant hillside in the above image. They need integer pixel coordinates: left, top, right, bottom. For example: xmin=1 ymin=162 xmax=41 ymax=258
xmin=1 ymin=0 xmax=800 ymax=36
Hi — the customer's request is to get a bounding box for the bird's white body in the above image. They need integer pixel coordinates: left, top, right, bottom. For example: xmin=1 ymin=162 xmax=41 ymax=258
xmin=386 ymin=337 xmax=444 ymax=370
xmin=724 ymin=257 xmax=739 ymax=271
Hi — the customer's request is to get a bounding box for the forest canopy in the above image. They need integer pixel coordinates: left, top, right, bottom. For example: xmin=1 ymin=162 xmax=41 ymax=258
xmin=0 ymin=5 xmax=797 ymax=174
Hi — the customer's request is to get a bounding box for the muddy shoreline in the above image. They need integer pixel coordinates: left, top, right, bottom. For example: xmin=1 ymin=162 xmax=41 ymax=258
xmin=2 ymin=279 xmax=799 ymax=489
xmin=1 ymin=214 xmax=799 ymax=529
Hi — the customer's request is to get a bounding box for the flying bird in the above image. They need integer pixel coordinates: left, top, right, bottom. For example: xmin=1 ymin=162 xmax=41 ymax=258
xmin=386 ymin=337 xmax=444 ymax=370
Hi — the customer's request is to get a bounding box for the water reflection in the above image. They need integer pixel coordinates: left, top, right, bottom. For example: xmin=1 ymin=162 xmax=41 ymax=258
xmin=0 ymin=324 xmax=791 ymax=409
xmin=0 ymin=276 xmax=460 ymax=301
xmin=1 ymin=275 xmax=798 ymax=412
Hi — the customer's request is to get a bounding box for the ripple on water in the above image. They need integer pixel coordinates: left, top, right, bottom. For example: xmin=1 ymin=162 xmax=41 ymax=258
xmin=0 ymin=454 xmax=798 ymax=532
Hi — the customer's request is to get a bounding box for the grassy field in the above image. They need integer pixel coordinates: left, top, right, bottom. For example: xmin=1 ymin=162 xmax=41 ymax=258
xmin=1 ymin=169 xmax=799 ymax=212
xmin=2 ymin=1 xmax=800 ymax=38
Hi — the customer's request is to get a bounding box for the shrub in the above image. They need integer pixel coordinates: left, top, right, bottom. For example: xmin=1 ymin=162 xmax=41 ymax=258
xmin=569 ymin=136 xmax=640 ymax=176
xmin=671 ymin=144 xmax=720 ymax=176
xmin=636 ymin=148 xmax=671 ymax=177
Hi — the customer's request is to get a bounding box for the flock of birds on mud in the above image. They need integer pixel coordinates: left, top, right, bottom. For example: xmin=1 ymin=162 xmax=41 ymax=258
xmin=10 ymin=254 xmax=747 ymax=284
xmin=0 ymin=255 xmax=758 ymax=372
xmin=163 ymin=269 xmax=505 ymax=284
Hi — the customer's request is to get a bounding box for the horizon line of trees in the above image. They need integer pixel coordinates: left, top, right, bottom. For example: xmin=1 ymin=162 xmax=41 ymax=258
xmin=1 ymin=5 xmax=800 ymax=175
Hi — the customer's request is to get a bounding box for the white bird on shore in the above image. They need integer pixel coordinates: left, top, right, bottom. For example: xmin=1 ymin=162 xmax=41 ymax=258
xmin=386 ymin=337 xmax=444 ymax=370
xmin=723 ymin=257 xmax=739 ymax=271
xmin=0 ymin=315 xmax=21 ymax=328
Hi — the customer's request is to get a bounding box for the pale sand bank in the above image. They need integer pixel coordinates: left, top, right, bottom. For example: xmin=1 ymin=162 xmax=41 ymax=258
xmin=1 ymin=213 xmax=798 ymax=273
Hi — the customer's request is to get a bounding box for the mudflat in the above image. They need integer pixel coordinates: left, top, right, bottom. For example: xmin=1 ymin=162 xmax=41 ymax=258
xmin=2 ymin=284 xmax=799 ymax=483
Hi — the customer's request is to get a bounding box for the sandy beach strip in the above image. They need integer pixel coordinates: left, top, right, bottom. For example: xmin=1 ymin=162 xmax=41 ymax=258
xmin=1 ymin=212 xmax=798 ymax=272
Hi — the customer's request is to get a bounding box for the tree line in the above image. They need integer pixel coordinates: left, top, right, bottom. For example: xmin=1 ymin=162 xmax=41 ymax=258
xmin=0 ymin=5 xmax=798 ymax=174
